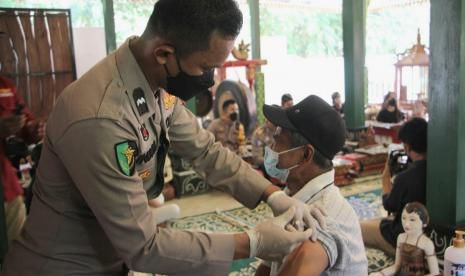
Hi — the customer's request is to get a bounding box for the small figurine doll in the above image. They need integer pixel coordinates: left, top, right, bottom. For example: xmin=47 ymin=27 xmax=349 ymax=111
xmin=370 ymin=202 xmax=440 ymax=276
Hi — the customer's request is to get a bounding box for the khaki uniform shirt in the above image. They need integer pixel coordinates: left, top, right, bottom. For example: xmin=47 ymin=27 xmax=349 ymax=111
xmin=3 ymin=38 xmax=270 ymax=276
xmin=207 ymin=118 xmax=241 ymax=152
xmin=251 ymin=125 xmax=274 ymax=167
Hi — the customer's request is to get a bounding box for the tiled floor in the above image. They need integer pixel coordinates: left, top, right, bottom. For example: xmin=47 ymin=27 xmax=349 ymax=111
xmin=168 ymin=174 xmax=383 ymax=218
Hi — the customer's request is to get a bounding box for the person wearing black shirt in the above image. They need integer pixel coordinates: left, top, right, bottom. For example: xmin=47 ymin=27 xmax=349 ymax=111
xmin=360 ymin=118 xmax=427 ymax=256
xmin=331 ymin=92 xmax=344 ymax=116
xmin=376 ymin=98 xmax=404 ymax=123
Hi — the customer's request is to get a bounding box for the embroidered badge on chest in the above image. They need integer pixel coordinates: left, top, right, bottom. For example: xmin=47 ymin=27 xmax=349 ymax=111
xmin=163 ymin=92 xmax=176 ymax=110
xmin=138 ymin=169 xmax=152 ymax=181
xmin=133 ymin=88 xmax=149 ymax=116
xmin=115 ymin=141 xmax=139 ymax=176
xmin=140 ymin=124 xmax=149 ymax=141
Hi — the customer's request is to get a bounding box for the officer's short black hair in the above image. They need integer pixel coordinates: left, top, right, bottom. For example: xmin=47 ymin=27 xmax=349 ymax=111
xmin=222 ymin=99 xmax=237 ymax=111
xmin=398 ymin=118 xmax=427 ymax=154
xmin=145 ymin=0 xmax=243 ymax=57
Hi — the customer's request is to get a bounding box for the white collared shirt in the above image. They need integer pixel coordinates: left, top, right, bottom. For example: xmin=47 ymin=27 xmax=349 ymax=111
xmin=269 ymin=170 xmax=368 ymax=276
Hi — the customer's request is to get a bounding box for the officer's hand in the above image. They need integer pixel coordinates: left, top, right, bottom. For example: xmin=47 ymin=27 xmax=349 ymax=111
xmin=151 ymin=204 xmax=180 ymax=225
xmin=0 ymin=115 xmax=26 ymax=138
xmin=246 ymin=207 xmax=313 ymax=261
xmin=369 ymin=272 xmax=384 ymax=276
xmin=267 ymin=191 xmax=326 ymax=241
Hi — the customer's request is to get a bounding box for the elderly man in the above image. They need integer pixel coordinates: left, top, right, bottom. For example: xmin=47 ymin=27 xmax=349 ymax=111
xmin=255 ymin=95 xmax=367 ymax=276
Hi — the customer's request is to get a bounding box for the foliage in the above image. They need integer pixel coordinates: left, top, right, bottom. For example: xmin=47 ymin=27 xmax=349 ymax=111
xmin=1 ymin=1 xmax=429 ymax=57
xmin=1 ymin=0 xmax=104 ymax=28
xmin=260 ymin=6 xmax=343 ymax=58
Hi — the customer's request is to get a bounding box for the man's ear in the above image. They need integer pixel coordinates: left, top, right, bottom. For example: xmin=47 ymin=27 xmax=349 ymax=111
xmin=153 ymin=45 xmax=175 ymax=65
xmin=304 ymin=145 xmax=314 ymax=161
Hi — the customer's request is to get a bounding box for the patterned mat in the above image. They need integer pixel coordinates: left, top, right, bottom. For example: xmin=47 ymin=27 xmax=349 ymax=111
xmin=168 ymin=182 xmax=394 ymax=275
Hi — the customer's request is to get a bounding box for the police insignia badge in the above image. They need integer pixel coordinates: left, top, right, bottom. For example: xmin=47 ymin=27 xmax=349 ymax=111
xmin=140 ymin=124 xmax=149 ymax=141
xmin=133 ymin=88 xmax=149 ymax=116
xmin=115 ymin=141 xmax=138 ymax=176
xmin=138 ymin=169 xmax=152 ymax=181
xmin=163 ymin=92 xmax=176 ymax=110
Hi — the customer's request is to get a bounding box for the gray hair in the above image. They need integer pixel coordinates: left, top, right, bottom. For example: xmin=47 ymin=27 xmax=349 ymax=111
xmin=290 ymin=131 xmax=333 ymax=170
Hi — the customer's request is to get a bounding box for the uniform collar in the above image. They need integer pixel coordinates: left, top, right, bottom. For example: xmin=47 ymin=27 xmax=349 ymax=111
xmin=115 ymin=37 xmax=158 ymax=121
xmin=289 ymin=169 xmax=335 ymax=203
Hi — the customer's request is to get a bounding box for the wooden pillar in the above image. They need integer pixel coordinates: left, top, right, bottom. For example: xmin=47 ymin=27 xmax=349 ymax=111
xmin=342 ymin=0 xmax=366 ymax=129
xmin=248 ymin=0 xmax=261 ymax=63
xmin=255 ymin=72 xmax=265 ymax=125
xmin=427 ymin=0 xmax=465 ymax=225
xmin=102 ymin=0 xmax=116 ymax=54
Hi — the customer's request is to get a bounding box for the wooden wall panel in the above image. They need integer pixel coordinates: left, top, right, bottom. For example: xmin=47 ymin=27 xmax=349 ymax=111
xmin=34 ymin=12 xmax=54 ymax=117
xmin=4 ymin=12 xmax=29 ymax=105
xmin=19 ymin=13 xmax=41 ymax=115
xmin=0 ymin=8 xmax=76 ymax=119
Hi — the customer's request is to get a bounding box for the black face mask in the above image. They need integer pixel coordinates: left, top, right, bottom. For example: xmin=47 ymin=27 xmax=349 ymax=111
xmin=164 ymin=55 xmax=214 ymax=101
xmin=229 ymin=112 xmax=238 ymax=122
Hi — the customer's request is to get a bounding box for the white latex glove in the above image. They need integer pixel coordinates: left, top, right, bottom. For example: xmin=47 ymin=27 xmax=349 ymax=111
xmin=369 ymin=272 xmax=384 ymax=276
xmin=151 ymin=204 xmax=180 ymax=225
xmin=246 ymin=207 xmax=313 ymax=262
xmin=267 ymin=191 xmax=326 ymax=241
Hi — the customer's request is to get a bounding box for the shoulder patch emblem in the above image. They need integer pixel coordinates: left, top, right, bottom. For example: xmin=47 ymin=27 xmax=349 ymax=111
xmin=133 ymin=88 xmax=149 ymax=116
xmin=163 ymin=92 xmax=176 ymax=110
xmin=115 ymin=141 xmax=138 ymax=176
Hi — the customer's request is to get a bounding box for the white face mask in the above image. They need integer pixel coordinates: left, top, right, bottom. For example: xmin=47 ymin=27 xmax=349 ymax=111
xmin=264 ymin=146 xmax=303 ymax=183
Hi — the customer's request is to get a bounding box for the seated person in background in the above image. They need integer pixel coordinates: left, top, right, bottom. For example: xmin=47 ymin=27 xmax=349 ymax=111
xmin=0 ymin=74 xmax=44 ymax=245
xmin=207 ymin=99 xmax=244 ymax=152
xmin=382 ymin=92 xmax=396 ymax=109
xmin=251 ymin=119 xmax=275 ymax=169
xmin=412 ymin=99 xmax=428 ymax=119
xmin=255 ymin=95 xmax=367 ymax=276
xmin=331 ymin=92 xmax=344 ymax=116
xmin=360 ymin=118 xmax=428 ymax=256
xmin=281 ymin=93 xmax=294 ymax=109
xmin=377 ymin=98 xmax=404 ymax=123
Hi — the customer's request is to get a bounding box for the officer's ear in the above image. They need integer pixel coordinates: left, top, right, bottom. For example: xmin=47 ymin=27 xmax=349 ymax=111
xmin=153 ymin=45 xmax=175 ymax=65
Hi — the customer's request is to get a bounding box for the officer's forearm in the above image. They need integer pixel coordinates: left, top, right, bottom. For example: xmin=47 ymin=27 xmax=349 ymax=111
xmin=233 ymin=232 xmax=250 ymax=259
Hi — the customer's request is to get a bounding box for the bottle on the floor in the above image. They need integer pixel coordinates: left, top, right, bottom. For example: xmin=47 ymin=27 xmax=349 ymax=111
xmin=444 ymin=230 xmax=465 ymax=275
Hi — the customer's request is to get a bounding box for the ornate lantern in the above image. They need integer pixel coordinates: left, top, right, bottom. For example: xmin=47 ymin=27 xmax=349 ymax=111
xmin=394 ymin=29 xmax=429 ymax=102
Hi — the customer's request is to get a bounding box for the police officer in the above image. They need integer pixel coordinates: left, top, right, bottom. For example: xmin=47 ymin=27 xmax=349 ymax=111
xmin=3 ymin=1 xmax=324 ymax=275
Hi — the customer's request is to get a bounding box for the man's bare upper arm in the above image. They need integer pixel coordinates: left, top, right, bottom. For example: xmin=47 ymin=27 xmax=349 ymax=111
xmin=278 ymin=240 xmax=329 ymax=276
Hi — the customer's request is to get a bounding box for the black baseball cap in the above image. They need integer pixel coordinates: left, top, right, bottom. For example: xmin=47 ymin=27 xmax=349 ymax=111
xmin=263 ymin=95 xmax=346 ymax=159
